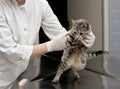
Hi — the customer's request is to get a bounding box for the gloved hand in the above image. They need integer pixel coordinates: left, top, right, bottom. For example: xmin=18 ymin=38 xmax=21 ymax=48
xmin=46 ymin=31 xmax=95 ymax=52
xmin=46 ymin=31 xmax=68 ymax=52
xmin=81 ymin=31 xmax=95 ymax=48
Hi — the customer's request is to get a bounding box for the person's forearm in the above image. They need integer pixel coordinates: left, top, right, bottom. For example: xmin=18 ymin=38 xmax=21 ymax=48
xmin=30 ymin=32 xmax=68 ymax=59
xmin=30 ymin=43 xmax=48 ymax=59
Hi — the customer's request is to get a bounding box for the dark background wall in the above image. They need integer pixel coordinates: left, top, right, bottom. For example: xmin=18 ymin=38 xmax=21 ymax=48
xmin=46 ymin=0 xmax=67 ymax=28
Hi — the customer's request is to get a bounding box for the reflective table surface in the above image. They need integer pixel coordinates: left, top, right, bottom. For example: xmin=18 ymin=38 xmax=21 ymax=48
xmin=28 ymin=53 xmax=120 ymax=89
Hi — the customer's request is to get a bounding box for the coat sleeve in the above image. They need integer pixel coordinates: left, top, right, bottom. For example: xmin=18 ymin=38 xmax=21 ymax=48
xmin=40 ymin=0 xmax=67 ymax=39
xmin=0 ymin=10 xmax=33 ymax=62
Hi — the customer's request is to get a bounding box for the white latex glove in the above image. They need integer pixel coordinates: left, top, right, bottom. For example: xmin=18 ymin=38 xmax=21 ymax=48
xmin=46 ymin=31 xmax=68 ymax=52
xmin=18 ymin=79 xmax=28 ymax=89
xmin=81 ymin=31 xmax=95 ymax=48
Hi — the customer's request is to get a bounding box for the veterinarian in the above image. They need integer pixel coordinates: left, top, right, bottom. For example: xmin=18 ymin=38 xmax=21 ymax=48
xmin=0 ymin=0 xmax=95 ymax=88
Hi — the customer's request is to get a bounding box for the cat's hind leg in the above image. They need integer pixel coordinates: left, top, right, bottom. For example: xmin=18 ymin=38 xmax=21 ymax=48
xmin=71 ymin=67 xmax=80 ymax=79
xmin=52 ymin=61 xmax=70 ymax=83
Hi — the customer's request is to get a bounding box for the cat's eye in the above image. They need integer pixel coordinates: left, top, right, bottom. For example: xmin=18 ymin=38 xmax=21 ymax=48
xmin=80 ymin=33 xmax=83 ymax=35
xmin=74 ymin=31 xmax=77 ymax=34
xmin=83 ymin=25 xmax=86 ymax=28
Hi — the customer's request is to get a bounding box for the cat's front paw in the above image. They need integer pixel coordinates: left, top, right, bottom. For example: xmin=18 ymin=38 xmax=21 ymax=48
xmin=52 ymin=79 xmax=59 ymax=84
xmin=75 ymin=74 xmax=80 ymax=79
xmin=76 ymin=75 xmax=80 ymax=79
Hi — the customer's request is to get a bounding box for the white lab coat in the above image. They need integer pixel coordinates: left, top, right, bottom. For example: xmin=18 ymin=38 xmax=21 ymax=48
xmin=0 ymin=0 xmax=66 ymax=88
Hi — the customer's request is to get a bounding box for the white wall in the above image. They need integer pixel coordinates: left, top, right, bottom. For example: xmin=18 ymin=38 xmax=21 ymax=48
xmin=68 ymin=0 xmax=107 ymax=50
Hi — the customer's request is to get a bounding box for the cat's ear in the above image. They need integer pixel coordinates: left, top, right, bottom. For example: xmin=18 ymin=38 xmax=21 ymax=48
xmin=71 ymin=19 xmax=75 ymax=25
xmin=69 ymin=19 xmax=74 ymax=29
xmin=86 ymin=22 xmax=91 ymax=30
xmin=71 ymin=19 xmax=74 ymax=24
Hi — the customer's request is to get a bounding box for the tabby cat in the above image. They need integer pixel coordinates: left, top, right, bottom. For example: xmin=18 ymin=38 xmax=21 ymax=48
xmin=52 ymin=19 xmax=106 ymax=83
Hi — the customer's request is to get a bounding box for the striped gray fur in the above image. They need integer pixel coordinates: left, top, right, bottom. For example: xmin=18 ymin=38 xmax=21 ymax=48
xmin=87 ymin=50 xmax=107 ymax=59
xmin=52 ymin=19 xmax=107 ymax=83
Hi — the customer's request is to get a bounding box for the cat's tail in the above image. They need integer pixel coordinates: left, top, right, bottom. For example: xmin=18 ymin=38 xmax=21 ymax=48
xmin=87 ymin=50 xmax=109 ymax=59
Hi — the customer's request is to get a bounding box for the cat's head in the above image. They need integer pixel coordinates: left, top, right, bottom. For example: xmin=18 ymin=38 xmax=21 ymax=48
xmin=70 ymin=19 xmax=91 ymax=34
xmin=68 ymin=19 xmax=91 ymax=41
